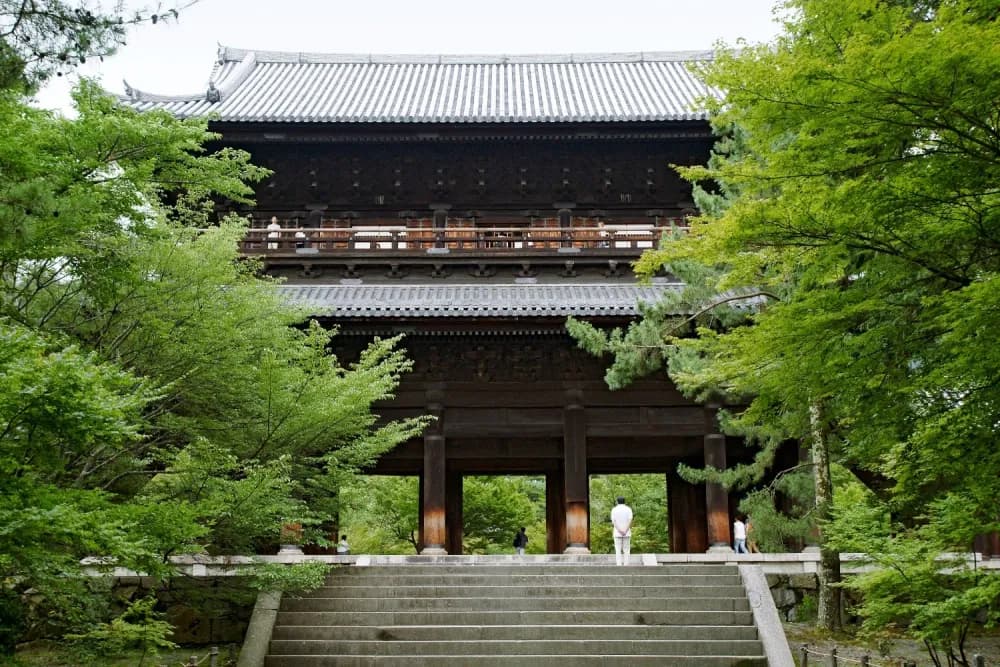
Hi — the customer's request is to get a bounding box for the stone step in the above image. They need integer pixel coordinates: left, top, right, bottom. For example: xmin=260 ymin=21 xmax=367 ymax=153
xmin=275 ymin=609 xmax=756 ymax=626
xmin=267 ymin=638 xmax=765 ymax=657
xmin=308 ymin=584 xmax=748 ymax=598
xmin=271 ymin=623 xmax=760 ymax=641
xmin=320 ymin=574 xmax=742 ymax=587
xmin=264 ymin=654 xmax=769 ymax=666
xmin=282 ymin=596 xmax=749 ymax=613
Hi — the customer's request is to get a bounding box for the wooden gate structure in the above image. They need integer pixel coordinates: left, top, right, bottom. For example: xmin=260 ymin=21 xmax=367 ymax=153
xmin=122 ymin=46 xmax=788 ymax=553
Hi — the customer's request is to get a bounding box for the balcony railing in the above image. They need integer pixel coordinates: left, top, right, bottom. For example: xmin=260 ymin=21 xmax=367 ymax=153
xmin=241 ymin=225 xmax=684 ymax=255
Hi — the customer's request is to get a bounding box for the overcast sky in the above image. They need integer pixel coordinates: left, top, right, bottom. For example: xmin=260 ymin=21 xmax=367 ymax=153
xmin=35 ymin=0 xmax=786 ymax=113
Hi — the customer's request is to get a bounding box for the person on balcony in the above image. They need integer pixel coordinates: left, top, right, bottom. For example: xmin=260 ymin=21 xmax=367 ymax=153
xmin=266 ymin=216 xmax=281 ymax=250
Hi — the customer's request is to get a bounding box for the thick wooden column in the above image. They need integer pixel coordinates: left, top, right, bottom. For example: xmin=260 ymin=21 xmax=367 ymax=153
xmin=667 ymin=470 xmax=708 ymax=553
xmin=704 ymin=404 xmax=732 ymax=551
xmin=417 ymin=473 xmax=425 ymax=552
xmin=421 ymin=387 xmax=447 ymax=555
xmin=445 ymin=470 xmax=464 ymax=555
xmin=563 ymin=391 xmax=590 ymax=553
xmin=546 ymin=470 xmax=566 ymax=554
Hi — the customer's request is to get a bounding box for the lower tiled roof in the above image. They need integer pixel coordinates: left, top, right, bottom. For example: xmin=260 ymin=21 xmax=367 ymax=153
xmin=277 ymin=283 xmax=680 ymax=318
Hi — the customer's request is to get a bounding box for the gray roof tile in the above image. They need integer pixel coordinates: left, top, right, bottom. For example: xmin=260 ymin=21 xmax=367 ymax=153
xmin=122 ymin=47 xmax=716 ymax=124
xmin=277 ymin=283 xmax=679 ymax=318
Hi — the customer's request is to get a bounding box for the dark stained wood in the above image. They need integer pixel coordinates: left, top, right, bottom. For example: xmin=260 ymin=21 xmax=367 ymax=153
xmin=205 ymin=105 xmax=771 ymax=554
xmin=213 ymin=130 xmax=712 ymax=221
xmin=446 ymin=470 xmax=464 ymax=555
xmin=563 ymin=399 xmax=590 ymax=552
xmin=668 ymin=470 xmax=708 ymax=553
xmin=417 ymin=473 xmax=425 ymax=552
xmin=704 ymin=428 xmax=731 ymax=548
xmin=421 ymin=434 xmax=446 ymax=553
xmin=546 ymin=471 xmax=567 ymax=554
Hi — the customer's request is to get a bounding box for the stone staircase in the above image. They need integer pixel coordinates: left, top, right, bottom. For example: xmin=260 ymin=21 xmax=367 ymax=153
xmin=261 ymin=562 xmax=769 ymax=666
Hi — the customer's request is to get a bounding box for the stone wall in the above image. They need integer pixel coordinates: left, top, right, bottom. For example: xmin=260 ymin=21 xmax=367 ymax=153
xmin=765 ymin=572 xmax=819 ymax=622
xmin=111 ymin=576 xmax=256 ymax=644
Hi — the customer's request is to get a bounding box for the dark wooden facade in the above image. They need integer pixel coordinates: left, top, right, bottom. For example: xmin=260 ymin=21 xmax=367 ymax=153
xmin=326 ymin=326 xmax=746 ymax=554
xmin=197 ymin=67 xmax=744 ymax=554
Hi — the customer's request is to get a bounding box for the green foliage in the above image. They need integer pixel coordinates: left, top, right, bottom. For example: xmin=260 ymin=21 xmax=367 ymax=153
xmin=589 ymin=475 xmax=669 ymax=555
xmin=64 ymin=597 xmax=176 ymax=661
xmin=341 ymin=476 xmax=421 ymax=554
xmin=0 ymin=77 xmax=428 ymax=650
xmin=0 ymin=0 xmax=187 ymax=90
xmin=245 ymin=563 xmax=330 ymax=595
xmin=571 ymin=0 xmax=1000 ymax=649
xmin=341 ymin=475 xmax=546 ymax=555
xmin=797 ymin=593 xmax=818 ymax=622
xmin=660 ymin=0 xmax=1000 ymax=652
xmin=829 ymin=493 xmax=1000 ymax=666
xmin=461 ymin=476 xmax=541 ymax=554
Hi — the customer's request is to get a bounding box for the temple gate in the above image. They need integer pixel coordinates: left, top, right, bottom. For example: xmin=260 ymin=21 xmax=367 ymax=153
xmin=123 ymin=46 xmax=768 ymax=553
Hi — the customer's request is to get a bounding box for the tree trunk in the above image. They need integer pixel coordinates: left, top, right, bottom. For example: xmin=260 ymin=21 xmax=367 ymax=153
xmin=809 ymin=401 xmax=842 ymax=631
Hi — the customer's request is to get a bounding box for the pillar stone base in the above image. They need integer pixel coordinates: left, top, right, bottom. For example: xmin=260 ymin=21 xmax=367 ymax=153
xmin=420 ymin=546 xmax=448 ymax=555
xmin=563 ymin=545 xmax=591 ymax=555
xmin=707 ymin=543 xmax=734 ymax=553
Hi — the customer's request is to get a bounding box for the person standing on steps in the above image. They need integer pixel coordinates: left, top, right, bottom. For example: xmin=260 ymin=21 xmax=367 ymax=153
xmin=733 ymin=515 xmax=748 ymax=553
xmin=513 ymin=527 xmax=528 ymax=556
xmin=610 ymin=496 xmax=633 ymax=566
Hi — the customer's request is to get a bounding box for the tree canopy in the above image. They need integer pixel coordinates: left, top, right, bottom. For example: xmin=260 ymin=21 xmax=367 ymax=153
xmin=0 ymin=47 xmax=427 ymax=655
xmin=570 ymin=0 xmax=1000 ymax=658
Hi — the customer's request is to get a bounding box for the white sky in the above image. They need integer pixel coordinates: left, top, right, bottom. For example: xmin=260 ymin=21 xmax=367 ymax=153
xmin=34 ymin=0 xmax=785 ymax=113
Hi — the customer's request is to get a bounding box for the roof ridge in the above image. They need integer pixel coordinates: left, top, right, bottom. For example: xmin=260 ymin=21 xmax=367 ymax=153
xmin=218 ymin=46 xmax=715 ymax=66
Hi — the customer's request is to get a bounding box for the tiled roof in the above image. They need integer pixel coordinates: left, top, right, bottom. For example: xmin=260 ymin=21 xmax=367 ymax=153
xmin=277 ymin=283 xmax=680 ymax=318
xmin=122 ymin=47 xmax=716 ymax=124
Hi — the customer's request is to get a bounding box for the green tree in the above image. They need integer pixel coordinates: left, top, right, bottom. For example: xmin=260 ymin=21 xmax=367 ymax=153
xmin=341 ymin=476 xmax=421 ymax=555
xmin=0 ymin=81 xmax=428 ymax=648
xmin=572 ymin=0 xmax=1000 ymax=649
xmin=462 ymin=476 xmax=541 ymax=554
xmin=589 ymin=475 xmax=670 ymax=556
xmin=0 ymin=0 xmax=190 ymax=90
xmin=341 ymin=476 xmax=544 ymax=555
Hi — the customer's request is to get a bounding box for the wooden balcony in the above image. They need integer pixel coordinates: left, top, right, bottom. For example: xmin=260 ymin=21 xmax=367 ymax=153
xmin=241 ymin=225 xmax=683 ymax=257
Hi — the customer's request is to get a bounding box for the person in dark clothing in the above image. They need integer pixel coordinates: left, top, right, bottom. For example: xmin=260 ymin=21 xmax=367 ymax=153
xmin=513 ymin=527 xmax=528 ymax=556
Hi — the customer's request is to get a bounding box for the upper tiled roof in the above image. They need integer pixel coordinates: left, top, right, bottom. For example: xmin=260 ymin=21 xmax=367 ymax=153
xmin=277 ymin=283 xmax=680 ymax=318
xmin=122 ymin=46 xmax=716 ymax=124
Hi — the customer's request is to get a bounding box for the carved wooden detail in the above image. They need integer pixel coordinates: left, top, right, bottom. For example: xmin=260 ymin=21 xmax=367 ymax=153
xmin=217 ymin=138 xmax=711 ymax=219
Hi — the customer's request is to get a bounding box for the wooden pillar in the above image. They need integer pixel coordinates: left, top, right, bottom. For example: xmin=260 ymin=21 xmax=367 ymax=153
xmin=421 ymin=387 xmax=447 ymax=554
xmin=704 ymin=404 xmax=732 ymax=551
xmin=546 ymin=470 xmax=566 ymax=554
xmin=445 ymin=469 xmax=463 ymax=555
xmin=417 ymin=473 xmax=425 ymax=552
xmin=563 ymin=391 xmax=590 ymax=553
xmin=667 ymin=470 xmax=708 ymax=553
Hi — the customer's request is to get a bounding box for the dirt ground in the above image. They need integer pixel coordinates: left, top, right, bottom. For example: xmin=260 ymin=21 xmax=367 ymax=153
xmin=784 ymin=623 xmax=1000 ymax=666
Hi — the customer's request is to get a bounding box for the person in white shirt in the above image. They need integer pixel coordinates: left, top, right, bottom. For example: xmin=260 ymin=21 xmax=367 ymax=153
xmin=266 ymin=216 xmax=282 ymax=249
xmin=610 ymin=496 xmax=633 ymax=566
xmin=336 ymin=534 xmax=350 ymax=555
xmin=733 ymin=516 xmax=748 ymax=553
